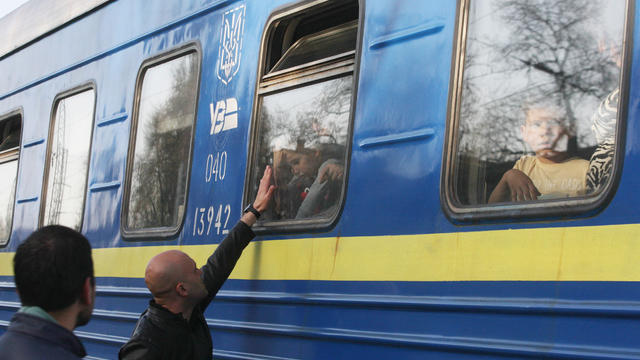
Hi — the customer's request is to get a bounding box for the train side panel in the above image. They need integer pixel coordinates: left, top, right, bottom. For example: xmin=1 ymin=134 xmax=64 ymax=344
xmin=0 ymin=0 xmax=640 ymax=359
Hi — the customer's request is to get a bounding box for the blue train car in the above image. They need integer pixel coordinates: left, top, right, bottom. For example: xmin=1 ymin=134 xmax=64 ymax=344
xmin=0 ymin=0 xmax=639 ymax=358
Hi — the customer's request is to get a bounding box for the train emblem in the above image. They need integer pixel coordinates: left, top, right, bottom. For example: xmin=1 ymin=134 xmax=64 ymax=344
xmin=217 ymin=5 xmax=245 ymax=85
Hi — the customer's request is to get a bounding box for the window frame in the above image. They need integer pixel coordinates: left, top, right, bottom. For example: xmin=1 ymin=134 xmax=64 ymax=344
xmin=0 ymin=109 xmax=22 ymax=247
xmin=244 ymin=0 xmax=363 ymax=233
xmin=121 ymin=43 xmax=202 ymax=239
xmin=441 ymin=0 xmax=635 ymax=223
xmin=39 ymin=83 xmax=96 ymax=231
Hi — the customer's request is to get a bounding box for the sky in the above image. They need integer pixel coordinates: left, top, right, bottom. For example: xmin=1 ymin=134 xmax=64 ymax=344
xmin=0 ymin=0 xmax=29 ymax=19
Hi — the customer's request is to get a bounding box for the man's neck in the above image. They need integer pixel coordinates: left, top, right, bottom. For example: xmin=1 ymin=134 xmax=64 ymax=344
xmin=48 ymin=309 xmax=78 ymax=331
xmin=19 ymin=306 xmax=56 ymax=323
xmin=154 ymin=297 xmax=194 ymax=321
xmin=20 ymin=305 xmax=78 ymax=331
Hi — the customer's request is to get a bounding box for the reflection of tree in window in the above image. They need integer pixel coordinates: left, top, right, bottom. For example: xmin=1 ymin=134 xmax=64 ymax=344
xmin=254 ymin=76 xmax=351 ymax=221
xmin=42 ymin=90 xmax=94 ymax=230
xmin=127 ymin=54 xmax=198 ymax=230
xmin=454 ymin=0 xmax=624 ymax=205
xmin=460 ymin=0 xmax=622 ymax=163
xmin=46 ymin=101 xmax=69 ymax=225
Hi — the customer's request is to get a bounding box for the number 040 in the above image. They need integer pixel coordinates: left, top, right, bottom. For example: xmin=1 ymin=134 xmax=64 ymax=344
xmin=205 ymin=151 xmax=227 ymax=183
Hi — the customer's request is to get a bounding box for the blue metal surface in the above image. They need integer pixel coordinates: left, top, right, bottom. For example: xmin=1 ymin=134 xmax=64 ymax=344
xmin=5 ymin=278 xmax=640 ymax=359
xmin=0 ymin=0 xmax=639 ymax=359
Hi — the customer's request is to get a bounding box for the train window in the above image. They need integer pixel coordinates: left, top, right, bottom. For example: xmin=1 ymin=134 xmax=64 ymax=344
xmin=123 ymin=48 xmax=200 ymax=236
xmin=41 ymin=88 xmax=96 ymax=231
xmin=246 ymin=0 xmax=358 ymax=229
xmin=270 ymin=20 xmax=358 ymax=73
xmin=444 ymin=0 xmax=628 ymax=219
xmin=0 ymin=114 xmax=21 ymax=245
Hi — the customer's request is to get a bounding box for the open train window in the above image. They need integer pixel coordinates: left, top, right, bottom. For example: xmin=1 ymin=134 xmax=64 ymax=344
xmin=122 ymin=46 xmax=200 ymax=238
xmin=41 ymin=87 xmax=96 ymax=231
xmin=245 ymin=0 xmax=359 ymax=231
xmin=0 ymin=113 xmax=21 ymax=245
xmin=443 ymin=0 xmax=630 ymax=220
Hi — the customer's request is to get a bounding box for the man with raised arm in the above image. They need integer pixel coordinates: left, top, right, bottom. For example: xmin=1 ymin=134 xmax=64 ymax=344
xmin=119 ymin=166 xmax=275 ymax=360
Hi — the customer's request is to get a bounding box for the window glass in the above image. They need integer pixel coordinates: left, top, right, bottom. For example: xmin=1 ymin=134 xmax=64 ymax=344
xmin=248 ymin=2 xmax=357 ymax=226
xmin=271 ymin=21 xmax=358 ymax=73
xmin=254 ymin=76 xmax=351 ymax=221
xmin=0 ymin=115 xmax=20 ymax=244
xmin=125 ymin=52 xmax=199 ymax=232
xmin=451 ymin=0 xmax=626 ymax=206
xmin=0 ymin=116 xmax=20 ymax=151
xmin=0 ymin=160 xmax=17 ymax=243
xmin=42 ymin=89 xmax=95 ymax=230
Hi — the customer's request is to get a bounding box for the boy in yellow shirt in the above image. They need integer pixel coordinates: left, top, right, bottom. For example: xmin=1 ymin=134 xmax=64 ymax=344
xmin=488 ymin=103 xmax=589 ymax=203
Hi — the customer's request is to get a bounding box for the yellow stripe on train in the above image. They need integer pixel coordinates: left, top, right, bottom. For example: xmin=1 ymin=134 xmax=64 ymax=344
xmin=1 ymin=224 xmax=639 ymax=281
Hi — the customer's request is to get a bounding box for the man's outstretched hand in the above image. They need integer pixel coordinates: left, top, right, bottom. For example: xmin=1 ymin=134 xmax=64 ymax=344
xmin=253 ymin=165 xmax=276 ymax=213
xmin=241 ymin=166 xmax=276 ymax=226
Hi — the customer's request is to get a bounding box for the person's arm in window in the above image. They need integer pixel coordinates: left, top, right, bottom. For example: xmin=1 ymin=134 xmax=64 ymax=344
xmin=296 ymin=159 xmax=343 ymax=218
xmin=488 ymin=168 xmax=540 ymax=203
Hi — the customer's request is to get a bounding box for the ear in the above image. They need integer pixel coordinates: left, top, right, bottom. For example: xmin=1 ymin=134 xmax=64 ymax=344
xmin=175 ymin=282 xmax=188 ymax=297
xmin=80 ymin=277 xmax=95 ymax=305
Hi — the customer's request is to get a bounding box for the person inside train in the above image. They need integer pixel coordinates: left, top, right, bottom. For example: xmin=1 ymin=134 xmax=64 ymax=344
xmin=294 ymin=145 xmax=344 ymax=219
xmin=586 ymin=88 xmax=618 ymax=193
xmin=488 ymin=100 xmax=589 ymax=203
xmin=272 ymin=142 xmax=344 ymax=220
xmin=271 ymin=148 xmax=316 ymax=219
xmin=118 ymin=166 xmax=276 ymax=360
xmin=586 ymin=40 xmax=621 ymax=194
xmin=0 ymin=226 xmax=96 ymax=360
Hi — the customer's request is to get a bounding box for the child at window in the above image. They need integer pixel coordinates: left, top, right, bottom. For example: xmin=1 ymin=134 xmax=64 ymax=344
xmin=488 ymin=102 xmax=589 ymax=203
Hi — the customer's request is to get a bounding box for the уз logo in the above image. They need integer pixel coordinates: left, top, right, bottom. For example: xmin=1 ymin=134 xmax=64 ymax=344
xmin=217 ymin=5 xmax=245 ymax=85
xmin=210 ymin=98 xmax=238 ymax=135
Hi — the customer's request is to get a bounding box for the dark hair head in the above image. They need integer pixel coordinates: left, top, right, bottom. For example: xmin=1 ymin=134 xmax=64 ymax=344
xmin=315 ymin=143 xmax=345 ymax=163
xmin=14 ymin=225 xmax=94 ymax=311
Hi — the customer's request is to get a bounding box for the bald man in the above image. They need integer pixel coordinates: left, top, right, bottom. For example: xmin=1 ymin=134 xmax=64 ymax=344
xmin=119 ymin=166 xmax=275 ymax=360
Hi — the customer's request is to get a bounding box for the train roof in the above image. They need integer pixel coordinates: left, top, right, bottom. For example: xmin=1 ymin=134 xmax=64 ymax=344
xmin=0 ymin=0 xmax=112 ymax=59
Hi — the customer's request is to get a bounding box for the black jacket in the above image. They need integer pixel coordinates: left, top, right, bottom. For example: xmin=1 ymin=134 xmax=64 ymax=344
xmin=119 ymin=221 xmax=255 ymax=360
xmin=0 ymin=312 xmax=86 ymax=360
